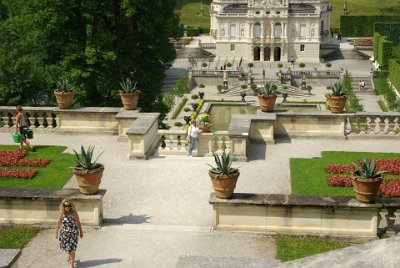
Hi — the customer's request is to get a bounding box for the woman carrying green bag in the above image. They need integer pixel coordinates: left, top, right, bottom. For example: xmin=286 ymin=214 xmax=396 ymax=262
xmin=15 ymin=105 xmax=35 ymax=151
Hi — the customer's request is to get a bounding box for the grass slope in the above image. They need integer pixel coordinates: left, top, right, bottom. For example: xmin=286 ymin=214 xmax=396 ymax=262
xmin=276 ymin=234 xmax=350 ymax=262
xmin=0 ymin=145 xmax=75 ymax=188
xmin=0 ymin=226 xmax=40 ymax=249
xmin=291 ymin=151 xmax=400 ymax=196
xmin=176 ymin=0 xmax=400 ymax=32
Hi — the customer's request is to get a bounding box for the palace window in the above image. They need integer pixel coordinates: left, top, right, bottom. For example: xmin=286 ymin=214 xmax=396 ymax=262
xmin=229 ymin=24 xmax=236 ymax=37
xmin=230 ymin=44 xmax=235 ymax=51
xmin=300 ymin=24 xmax=307 ymax=37
xmin=274 ymin=23 xmax=282 ymax=37
xmin=254 ymin=23 xmax=261 ymax=38
xmin=300 ymin=44 xmax=305 ymax=52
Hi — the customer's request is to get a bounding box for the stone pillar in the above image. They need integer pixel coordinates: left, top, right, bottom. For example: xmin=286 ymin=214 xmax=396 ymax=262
xmin=271 ymin=22 xmax=274 ymax=39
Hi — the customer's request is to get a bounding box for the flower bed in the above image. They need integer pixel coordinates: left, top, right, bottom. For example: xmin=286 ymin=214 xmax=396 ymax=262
xmin=0 ymin=168 xmax=38 ymax=179
xmin=326 ymin=158 xmax=400 ymax=197
xmin=0 ymin=148 xmax=51 ymax=179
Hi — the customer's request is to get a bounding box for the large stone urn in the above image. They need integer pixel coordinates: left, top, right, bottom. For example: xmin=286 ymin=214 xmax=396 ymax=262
xmin=73 ymin=165 xmax=104 ymax=195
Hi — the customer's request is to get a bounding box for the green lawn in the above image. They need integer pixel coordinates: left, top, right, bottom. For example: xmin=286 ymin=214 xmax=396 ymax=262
xmin=0 ymin=145 xmax=75 ymax=188
xmin=176 ymin=0 xmax=211 ymax=29
xmin=0 ymin=226 xmax=40 ymax=249
xmin=176 ymin=0 xmax=400 ymax=32
xmin=275 ymin=234 xmax=350 ymax=262
xmin=291 ymin=151 xmax=400 ymax=196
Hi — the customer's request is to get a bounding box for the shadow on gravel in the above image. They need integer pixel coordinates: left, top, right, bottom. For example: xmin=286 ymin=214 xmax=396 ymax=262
xmin=75 ymin=258 xmax=122 ymax=267
xmin=102 ymin=213 xmax=151 ymax=225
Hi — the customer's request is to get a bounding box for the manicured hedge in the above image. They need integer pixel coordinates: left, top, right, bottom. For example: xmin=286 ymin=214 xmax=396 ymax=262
xmin=374 ymin=33 xmax=394 ymax=70
xmin=340 ymin=16 xmax=400 ymax=37
xmin=374 ymin=23 xmax=400 ymax=44
xmin=389 ymin=59 xmax=400 ymax=93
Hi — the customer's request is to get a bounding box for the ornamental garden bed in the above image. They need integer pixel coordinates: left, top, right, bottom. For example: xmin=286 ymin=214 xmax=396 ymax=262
xmin=0 ymin=145 xmax=75 ymax=188
xmin=291 ymin=151 xmax=400 ymax=198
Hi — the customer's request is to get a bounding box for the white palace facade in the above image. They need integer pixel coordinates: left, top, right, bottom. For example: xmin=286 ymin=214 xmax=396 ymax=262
xmin=210 ymin=0 xmax=332 ymax=63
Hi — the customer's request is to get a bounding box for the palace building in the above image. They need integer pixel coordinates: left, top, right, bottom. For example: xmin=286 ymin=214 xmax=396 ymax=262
xmin=210 ymin=0 xmax=332 ymax=63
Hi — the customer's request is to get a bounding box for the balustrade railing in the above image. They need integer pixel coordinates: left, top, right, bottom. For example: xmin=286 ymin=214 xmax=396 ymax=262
xmin=200 ymin=43 xmax=216 ymax=49
xmin=0 ymin=107 xmax=57 ymax=130
xmin=345 ymin=114 xmax=400 ymax=137
xmin=158 ymin=130 xmax=230 ymax=156
xmin=290 ymin=70 xmax=340 ymax=78
xmin=192 ymin=69 xmax=240 ymax=77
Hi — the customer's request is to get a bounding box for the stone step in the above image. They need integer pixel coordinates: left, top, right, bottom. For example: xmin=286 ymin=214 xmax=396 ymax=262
xmin=175 ymin=255 xmax=280 ymax=268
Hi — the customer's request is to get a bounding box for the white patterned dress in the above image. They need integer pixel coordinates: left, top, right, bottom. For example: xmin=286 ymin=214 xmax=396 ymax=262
xmin=59 ymin=214 xmax=79 ymax=252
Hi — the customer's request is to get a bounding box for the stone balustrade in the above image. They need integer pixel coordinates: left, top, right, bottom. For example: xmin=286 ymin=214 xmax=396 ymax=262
xmin=345 ymin=113 xmax=400 ymax=137
xmin=158 ymin=129 xmax=231 ymax=157
xmin=210 ymin=193 xmax=400 ymax=239
xmin=0 ymin=106 xmax=57 ymax=131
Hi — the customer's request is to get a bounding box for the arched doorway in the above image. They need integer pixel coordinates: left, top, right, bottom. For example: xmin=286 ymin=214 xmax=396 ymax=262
xmin=264 ymin=47 xmax=271 ymax=61
xmin=273 ymin=47 xmax=281 ymax=61
xmin=254 ymin=47 xmax=260 ymax=61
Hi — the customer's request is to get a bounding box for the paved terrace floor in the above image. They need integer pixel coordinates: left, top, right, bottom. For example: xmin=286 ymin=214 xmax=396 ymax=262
xmin=1 ymin=132 xmax=399 ymax=267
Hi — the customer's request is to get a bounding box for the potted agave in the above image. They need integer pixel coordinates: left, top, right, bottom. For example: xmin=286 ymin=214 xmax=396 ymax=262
xmin=326 ymin=80 xmax=347 ymax=113
xmin=72 ymin=145 xmax=104 ymax=195
xmin=258 ymin=81 xmax=278 ymax=112
xmin=352 ymin=159 xmax=385 ymax=203
xmin=208 ymin=151 xmax=240 ymax=199
xmin=54 ymin=79 xmax=74 ymax=109
xmin=119 ymin=77 xmax=140 ymax=110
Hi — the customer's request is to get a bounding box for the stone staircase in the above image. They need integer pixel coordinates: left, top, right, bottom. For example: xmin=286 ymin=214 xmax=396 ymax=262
xmin=324 ymin=48 xmax=370 ymax=61
xmin=162 ymin=74 xmax=182 ymax=93
xmin=351 ymin=76 xmax=374 ymax=94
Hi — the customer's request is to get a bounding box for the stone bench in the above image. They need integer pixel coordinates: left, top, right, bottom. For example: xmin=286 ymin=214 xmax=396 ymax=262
xmin=0 ymin=188 xmax=106 ymax=227
xmin=209 ymin=193 xmax=400 ymax=239
xmin=0 ymin=249 xmax=20 ymax=268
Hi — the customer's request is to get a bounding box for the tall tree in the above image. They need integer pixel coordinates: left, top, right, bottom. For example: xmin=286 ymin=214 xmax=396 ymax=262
xmin=0 ymin=0 xmax=179 ymax=110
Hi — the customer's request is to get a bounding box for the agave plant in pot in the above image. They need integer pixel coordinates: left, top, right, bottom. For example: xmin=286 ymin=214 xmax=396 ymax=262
xmin=54 ymin=79 xmax=74 ymax=109
xmin=258 ymin=81 xmax=278 ymax=112
xmin=119 ymin=77 xmax=140 ymax=110
xmin=326 ymin=80 xmax=347 ymax=113
xmin=352 ymin=159 xmax=385 ymax=203
xmin=72 ymin=145 xmax=104 ymax=195
xmin=208 ymin=151 xmax=240 ymax=199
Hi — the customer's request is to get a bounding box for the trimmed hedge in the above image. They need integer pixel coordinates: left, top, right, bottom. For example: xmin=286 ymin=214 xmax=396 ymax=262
xmin=374 ymin=33 xmax=394 ymax=70
xmin=389 ymin=59 xmax=400 ymax=93
xmin=340 ymin=16 xmax=400 ymax=37
xmin=374 ymin=23 xmax=400 ymax=44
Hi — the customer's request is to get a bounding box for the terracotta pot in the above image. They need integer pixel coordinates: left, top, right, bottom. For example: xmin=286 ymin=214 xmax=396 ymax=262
xmin=73 ymin=165 xmax=104 ymax=195
xmin=209 ymin=171 xmax=240 ymax=199
xmin=352 ymin=173 xmax=382 ymax=203
xmin=258 ymin=95 xmax=277 ymax=112
xmin=120 ymin=91 xmax=139 ymax=110
xmin=327 ymin=95 xmax=347 ymax=113
xmin=200 ymin=123 xmax=211 ymax=133
xmin=54 ymin=90 xmax=74 ymax=109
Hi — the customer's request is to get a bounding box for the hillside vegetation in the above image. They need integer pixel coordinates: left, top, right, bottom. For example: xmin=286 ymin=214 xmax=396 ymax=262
xmin=176 ymin=0 xmax=400 ymax=31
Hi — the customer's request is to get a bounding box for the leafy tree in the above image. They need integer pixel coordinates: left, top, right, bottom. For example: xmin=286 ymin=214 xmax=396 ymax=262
xmin=0 ymin=0 xmax=180 ymax=111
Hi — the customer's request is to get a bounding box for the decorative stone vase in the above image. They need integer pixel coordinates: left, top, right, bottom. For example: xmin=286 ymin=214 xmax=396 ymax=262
xmin=258 ymin=95 xmax=277 ymax=112
xmin=73 ymin=165 xmax=104 ymax=195
xmin=327 ymin=95 xmax=347 ymax=113
xmin=54 ymin=90 xmax=74 ymax=109
xmin=352 ymin=172 xmax=382 ymax=204
xmin=200 ymin=123 xmax=211 ymax=133
xmin=120 ymin=91 xmax=139 ymax=110
xmin=209 ymin=171 xmax=240 ymax=199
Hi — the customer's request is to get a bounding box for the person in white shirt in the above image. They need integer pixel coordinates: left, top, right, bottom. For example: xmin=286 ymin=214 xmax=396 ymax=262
xmin=186 ymin=121 xmax=201 ymax=157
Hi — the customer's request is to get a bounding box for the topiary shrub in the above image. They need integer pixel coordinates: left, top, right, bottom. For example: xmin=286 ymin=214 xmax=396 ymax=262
xmin=202 ymin=62 xmax=208 ymax=68
xmin=241 ymin=84 xmax=248 ymax=89
xmin=174 ymin=122 xmax=183 ymax=128
xmin=226 ymin=62 xmax=232 ymax=68
xmin=278 ymin=63 xmax=283 ymax=68
xmin=191 ymin=94 xmax=199 ymax=100
xmin=299 ymin=63 xmax=306 ymax=68
xmin=183 ymin=107 xmax=191 ymax=112
xmin=217 ymin=85 xmax=223 ymax=93
xmin=199 ymin=84 xmax=205 ymax=88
